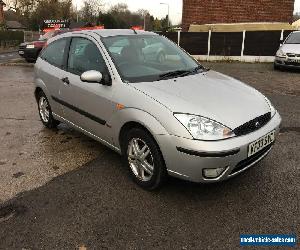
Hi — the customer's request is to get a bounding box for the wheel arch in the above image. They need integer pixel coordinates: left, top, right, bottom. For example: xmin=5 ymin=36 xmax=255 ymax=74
xmin=111 ymin=108 xmax=169 ymax=153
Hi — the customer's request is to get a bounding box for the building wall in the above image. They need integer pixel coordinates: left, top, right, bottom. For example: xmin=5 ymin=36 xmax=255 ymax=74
xmin=182 ymin=0 xmax=295 ymax=31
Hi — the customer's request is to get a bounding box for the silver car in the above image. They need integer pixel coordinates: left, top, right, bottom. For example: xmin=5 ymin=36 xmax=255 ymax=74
xmin=274 ymin=31 xmax=300 ymax=70
xmin=34 ymin=29 xmax=281 ymax=190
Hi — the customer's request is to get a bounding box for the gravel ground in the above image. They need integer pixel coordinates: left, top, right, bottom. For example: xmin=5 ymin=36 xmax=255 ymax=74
xmin=0 ymin=63 xmax=299 ymax=249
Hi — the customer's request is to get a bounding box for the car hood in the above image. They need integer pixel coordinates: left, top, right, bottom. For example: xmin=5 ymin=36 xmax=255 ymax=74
xmin=280 ymin=44 xmax=300 ymax=54
xmin=19 ymin=40 xmax=46 ymax=47
xmin=130 ymin=70 xmax=270 ymax=129
xmin=20 ymin=42 xmax=31 ymax=47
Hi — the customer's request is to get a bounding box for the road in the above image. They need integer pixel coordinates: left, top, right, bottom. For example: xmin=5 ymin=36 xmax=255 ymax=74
xmin=0 ymin=51 xmax=21 ymax=63
xmin=0 ymin=63 xmax=299 ymax=249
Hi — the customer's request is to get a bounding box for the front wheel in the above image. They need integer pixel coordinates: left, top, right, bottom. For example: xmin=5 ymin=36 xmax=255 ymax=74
xmin=274 ymin=63 xmax=281 ymax=71
xmin=37 ymin=91 xmax=59 ymax=129
xmin=122 ymin=128 xmax=167 ymax=190
xmin=25 ymin=58 xmax=36 ymax=63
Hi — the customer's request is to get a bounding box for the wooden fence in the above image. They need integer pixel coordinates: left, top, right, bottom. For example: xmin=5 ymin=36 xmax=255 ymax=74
xmin=162 ymin=30 xmax=295 ymax=62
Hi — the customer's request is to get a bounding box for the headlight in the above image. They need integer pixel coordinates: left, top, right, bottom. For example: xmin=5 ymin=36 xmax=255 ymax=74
xmin=174 ymin=113 xmax=235 ymax=140
xmin=276 ymin=49 xmax=286 ymax=57
xmin=264 ymin=97 xmax=276 ymax=117
xmin=26 ymin=44 xmax=35 ymax=49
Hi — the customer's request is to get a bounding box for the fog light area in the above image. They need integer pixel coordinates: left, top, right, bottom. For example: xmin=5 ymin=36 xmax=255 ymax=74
xmin=203 ymin=167 xmax=226 ymax=179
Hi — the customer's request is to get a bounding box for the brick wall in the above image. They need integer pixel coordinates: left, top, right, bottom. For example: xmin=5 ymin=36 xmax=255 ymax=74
xmin=182 ymin=0 xmax=295 ymax=31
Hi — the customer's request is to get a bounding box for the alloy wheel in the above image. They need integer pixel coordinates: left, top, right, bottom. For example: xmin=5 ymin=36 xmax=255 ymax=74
xmin=39 ymin=96 xmax=50 ymax=123
xmin=127 ymin=138 xmax=154 ymax=182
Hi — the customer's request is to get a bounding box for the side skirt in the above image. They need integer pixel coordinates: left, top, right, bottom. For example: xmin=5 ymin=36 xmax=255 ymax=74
xmin=53 ymin=113 xmax=121 ymax=154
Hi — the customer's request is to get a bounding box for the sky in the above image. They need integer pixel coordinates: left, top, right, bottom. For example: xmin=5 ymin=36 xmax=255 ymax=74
xmin=74 ymin=0 xmax=300 ymax=25
xmin=74 ymin=0 xmax=182 ymax=24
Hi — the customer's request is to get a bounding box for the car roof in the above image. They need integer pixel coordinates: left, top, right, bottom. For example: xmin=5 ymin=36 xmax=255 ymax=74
xmin=71 ymin=29 xmax=158 ymax=38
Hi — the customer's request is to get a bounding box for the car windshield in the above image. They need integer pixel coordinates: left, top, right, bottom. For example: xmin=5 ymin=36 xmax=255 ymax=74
xmin=285 ymin=32 xmax=300 ymax=44
xmin=101 ymin=35 xmax=205 ymax=83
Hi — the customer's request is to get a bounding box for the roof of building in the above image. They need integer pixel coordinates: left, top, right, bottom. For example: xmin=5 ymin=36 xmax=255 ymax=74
xmin=293 ymin=19 xmax=300 ymax=28
xmin=6 ymin=20 xmax=26 ymax=29
xmin=0 ymin=0 xmax=6 ymax=5
xmin=189 ymin=22 xmax=295 ymax=32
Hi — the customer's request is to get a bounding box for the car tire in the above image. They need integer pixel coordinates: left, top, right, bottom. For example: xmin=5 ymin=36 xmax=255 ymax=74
xmin=121 ymin=128 xmax=167 ymax=190
xmin=37 ymin=91 xmax=59 ymax=129
xmin=25 ymin=58 xmax=36 ymax=63
xmin=274 ymin=63 xmax=281 ymax=71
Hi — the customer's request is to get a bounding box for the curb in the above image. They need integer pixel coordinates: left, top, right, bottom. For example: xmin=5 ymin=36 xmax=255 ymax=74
xmin=0 ymin=58 xmax=34 ymax=67
xmin=0 ymin=62 xmax=34 ymax=67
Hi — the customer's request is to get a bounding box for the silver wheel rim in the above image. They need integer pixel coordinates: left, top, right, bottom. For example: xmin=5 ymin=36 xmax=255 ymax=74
xmin=127 ymin=138 xmax=154 ymax=182
xmin=39 ymin=96 xmax=50 ymax=123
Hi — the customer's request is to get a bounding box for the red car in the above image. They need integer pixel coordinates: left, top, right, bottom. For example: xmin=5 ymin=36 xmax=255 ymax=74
xmin=18 ymin=30 xmax=68 ymax=63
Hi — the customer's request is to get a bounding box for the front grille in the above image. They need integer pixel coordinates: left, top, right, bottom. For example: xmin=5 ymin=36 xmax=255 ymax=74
xmin=233 ymin=113 xmax=271 ymax=137
xmin=285 ymin=61 xmax=300 ymax=66
xmin=230 ymin=144 xmax=273 ymax=175
xmin=286 ymin=53 xmax=300 ymax=58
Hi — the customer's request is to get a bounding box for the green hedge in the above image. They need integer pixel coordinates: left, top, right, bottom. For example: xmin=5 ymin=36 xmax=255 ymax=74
xmin=0 ymin=31 xmax=24 ymax=46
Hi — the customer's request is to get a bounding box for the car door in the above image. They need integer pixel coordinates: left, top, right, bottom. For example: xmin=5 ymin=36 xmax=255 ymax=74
xmin=58 ymin=36 xmax=115 ymax=142
xmin=38 ymin=37 xmax=69 ymax=117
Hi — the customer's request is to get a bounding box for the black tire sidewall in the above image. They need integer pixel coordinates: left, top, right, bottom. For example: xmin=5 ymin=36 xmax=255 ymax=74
xmin=121 ymin=128 xmax=167 ymax=190
xmin=37 ymin=91 xmax=58 ymax=129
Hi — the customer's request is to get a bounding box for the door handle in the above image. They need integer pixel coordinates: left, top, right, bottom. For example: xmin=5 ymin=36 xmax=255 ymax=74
xmin=61 ymin=77 xmax=70 ymax=85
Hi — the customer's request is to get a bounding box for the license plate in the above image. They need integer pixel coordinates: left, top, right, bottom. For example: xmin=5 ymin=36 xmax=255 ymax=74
xmin=287 ymin=59 xmax=300 ymax=63
xmin=18 ymin=51 xmax=24 ymax=55
xmin=248 ymin=130 xmax=275 ymax=157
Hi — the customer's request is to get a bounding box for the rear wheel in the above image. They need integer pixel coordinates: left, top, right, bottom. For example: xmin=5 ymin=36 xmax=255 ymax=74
xmin=121 ymin=128 xmax=167 ymax=190
xmin=37 ymin=91 xmax=59 ymax=128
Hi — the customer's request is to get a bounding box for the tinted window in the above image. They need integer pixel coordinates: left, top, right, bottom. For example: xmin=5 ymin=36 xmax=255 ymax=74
xmin=67 ymin=37 xmax=107 ymax=75
xmin=40 ymin=38 xmax=67 ymax=68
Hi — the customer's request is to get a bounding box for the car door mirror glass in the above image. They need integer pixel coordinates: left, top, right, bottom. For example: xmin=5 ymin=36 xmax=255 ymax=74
xmin=80 ymin=70 xmax=103 ymax=83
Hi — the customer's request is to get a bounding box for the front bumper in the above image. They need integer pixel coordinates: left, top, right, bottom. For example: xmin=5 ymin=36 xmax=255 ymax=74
xmin=157 ymin=112 xmax=281 ymax=183
xmin=275 ymin=56 xmax=300 ymax=69
xmin=18 ymin=48 xmax=41 ymax=60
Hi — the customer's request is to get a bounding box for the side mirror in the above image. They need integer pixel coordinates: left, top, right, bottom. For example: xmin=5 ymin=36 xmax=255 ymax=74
xmin=80 ymin=70 xmax=103 ymax=83
xmin=80 ymin=70 xmax=112 ymax=86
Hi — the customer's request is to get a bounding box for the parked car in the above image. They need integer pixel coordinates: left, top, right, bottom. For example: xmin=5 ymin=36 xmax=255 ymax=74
xmin=19 ymin=30 xmax=68 ymax=63
xmin=34 ymin=29 xmax=281 ymax=190
xmin=274 ymin=31 xmax=300 ymax=70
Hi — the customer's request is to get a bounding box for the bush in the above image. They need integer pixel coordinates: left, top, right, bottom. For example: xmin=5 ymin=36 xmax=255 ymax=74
xmin=0 ymin=31 xmax=24 ymax=47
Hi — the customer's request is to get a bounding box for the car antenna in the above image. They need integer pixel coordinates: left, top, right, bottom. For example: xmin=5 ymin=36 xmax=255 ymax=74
xmin=132 ymin=28 xmax=138 ymax=34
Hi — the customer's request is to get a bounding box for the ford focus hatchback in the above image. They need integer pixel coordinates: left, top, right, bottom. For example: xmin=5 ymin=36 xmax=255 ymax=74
xmin=34 ymin=29 xmax=281 ymax=190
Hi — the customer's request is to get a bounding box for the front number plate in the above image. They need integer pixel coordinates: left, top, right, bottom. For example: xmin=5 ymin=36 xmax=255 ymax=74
xmin=287 ymin=59 xmax=300 ymax=63
xmin=248 ymin=130 xmax=275 ymax=157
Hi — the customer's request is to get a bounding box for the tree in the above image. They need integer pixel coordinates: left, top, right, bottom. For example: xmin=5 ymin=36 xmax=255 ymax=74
xmin=80 ymin=0 xmax=104 ymax=24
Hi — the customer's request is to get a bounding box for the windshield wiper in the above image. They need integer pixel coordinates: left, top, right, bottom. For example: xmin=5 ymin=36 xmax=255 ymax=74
xmin=159 ymin=70 xmax=191 ymax=79
xmin=191 ymin=65 xmax=209 ymax=73
xmin=159 ymin=66 xmax=209 ymax=80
